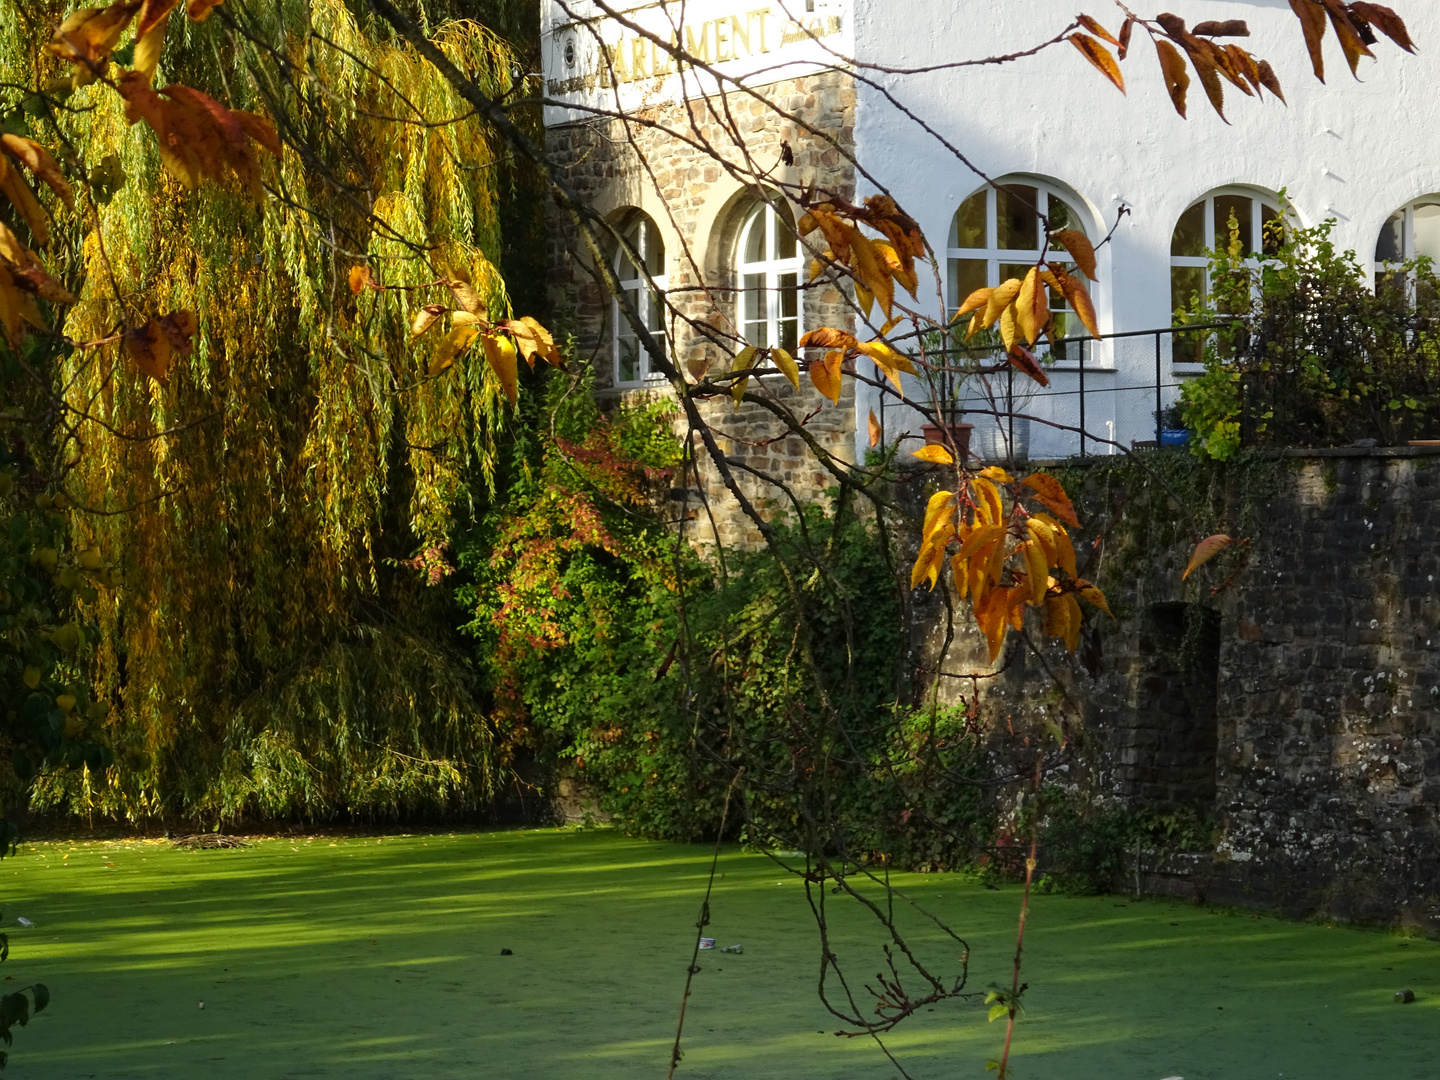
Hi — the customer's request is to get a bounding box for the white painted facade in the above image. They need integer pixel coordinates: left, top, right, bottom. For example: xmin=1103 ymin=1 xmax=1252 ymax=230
xmin=542 ymin=0 xmax=1436 ymax=461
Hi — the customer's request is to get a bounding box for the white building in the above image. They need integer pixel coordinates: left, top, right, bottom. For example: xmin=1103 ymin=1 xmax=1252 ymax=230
xmin=541 ymin=0 xmax=1432 ymax=470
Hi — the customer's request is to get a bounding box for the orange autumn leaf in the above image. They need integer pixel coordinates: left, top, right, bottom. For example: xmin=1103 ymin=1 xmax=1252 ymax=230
xmin=809 ymin=350 xmax=843 ymax=404
xmin=1021 ymin=472 xmax=1080 ymax=527
xmin=1183 ymin=533 xmax=1235 ymax=579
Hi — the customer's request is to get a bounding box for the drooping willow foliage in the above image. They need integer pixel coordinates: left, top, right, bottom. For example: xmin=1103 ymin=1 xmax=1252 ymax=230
xmin=3 ymin=0 xmax=534 ymax=822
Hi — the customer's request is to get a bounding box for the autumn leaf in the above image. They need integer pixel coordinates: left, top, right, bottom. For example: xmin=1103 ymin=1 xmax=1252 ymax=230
xmin=980 ymin=278 xmax=1023 ymax=330
xmin=867 ymin=408 xmax=882 ymax=448
xmin=0 ymin=264 xmax=45 ymax=346
xmin=1054 ymin=268 xmax=1100 ymax=338
xmin=1193 ymin=19 xmax=1250 ymax=37
xmin=124 ymin=318 xmax=172 ymax=383
xmin=411 ymin=304 xmax=447 ymax=338
xmin=1023 ymin=541 xmax=1048 ymax=605
xmin=809 ymin=349 xmax=843 ymax=404
xmin=911 ymin=444 xmax=954 ymax=466
xmin=0 ymin=136 xmax=74 ymax=209
xmin=1015 ymin=267 xmax=1043 ymax=346
xmin=955 ymin=286 xmax=993 ymax=319
xmin=1183 ymin=533 xmax=1234 ymax=579
xmin=772 ymin=347 xmax=799 ymax=389
xmin=0 ymin=157 xmax=49 ymax=246
xmin=134 ymin=0 xmax=177 ymax=78
xmin=1069 ymin=33 xmax=1125 ymax=93
xmin=503 ymin=316 xmax=562 ymax=368
xmin=1323 ymin=0 xmax=1374 ymax=77
xmin=730 ymin=344 xmax=757 ymax=407
xmin=48 ymin=2 xmax=141 ymax=82
xmin=798 ymin=326 xmax=857 ymax=351
xmin=156 ymin=309 xmax=197 ymax=355
xmin=232 ymin=112 xmax=282 ymax=158
xmin=1348 ymin=2 xmax=1415 ymax=52
xmin=1074 ymin=580 xmax=1112 ymax=617
xmin=1155 ymin=37 xmax=1191 ymax=117
xmin=1289 ymin=0 xmax=1330 ymax=81
xmin=1021 ymin=472 xmax=1080 ymax=527
xmin=186 ymin=0 xmax=224 ymax=18
xmin=1118 ymin=17 xmax=1134 ymax=59
xmin=1006 ymin=345 xmax=1051 ymax=388
xmin=1052 ymin=229 xmax=1097 ymax=281
xmin=348 ymin=265 xmax=373 ymax=295
xmin=482 ymin=332 xmax=520 ymax=404
xmin=1076 ymin=14 xmax=1119 ymax=45
xmin=431 ymin=324 xmax=477 ymax=375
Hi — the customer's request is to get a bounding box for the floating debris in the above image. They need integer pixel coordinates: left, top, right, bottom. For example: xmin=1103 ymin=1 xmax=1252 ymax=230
xmin=171 ymin=835 xmax=251 ymax=850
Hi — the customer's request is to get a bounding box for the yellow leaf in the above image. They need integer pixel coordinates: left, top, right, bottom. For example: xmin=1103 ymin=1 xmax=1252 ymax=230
xmin=855 ymin=280 xmax=874 ymax=319
xmin=809 ymin=350 xmax=843 ymax=405
xmin=411 ymin=305 xmax=447 ymax=338
xmin=482 ymin=332 xmax=519 ymax=404
xmin=1026 ymin=517 xmax=1058 ymax=568
xmin=431 ymin=324 xmax=478 ymax=375
xmin=518 ymin=316 xmax=563 ymax=367
xmin=1024 ymin=541 xmax=1048 ymax=606
xmin=982 ymin=278 xmax=1023 ymax=329
xmin=846 ymin=225 xmax=894 ymax=318
xmin=348 ymin=265 xmax=372 ymax=295
xmin=451 ymin=311 xmax=484 ymax=327
xmin=187 ymin=0 xmax=224 ymax=18
xmin=922 ymin=489 xmax=957 ymax=542
xmin=1021 ymin=472 xmax=1080 ymax=527
xmin=772 ymin=347 xmax=800 ymax=390
xmin=1052 ymin=229 xmax=1097 ymax=281
xmin=956 ymin=522 xmax=1004 ymax=561
xmin=0 ymin=265 xmax=44 ymax=346
xmin=447 ymin=277 xmax=484 ymax=314
xmin=998 ymin=303 xmax=1018 ymax=350
xmin=1043 ymin=595 xmax=1069 ymax=640
xmin=952 ymin=553 xmax=970 ymax=601
xmin=854 ymin=339 xmax=916 ymax=376
xmin=133 ymin=18 xmax=167 ymax=80
xmin=1062 ymin=593 xmax=1083 ymax=651
xmin=956 ymin=286 xmax=993 ymax=319
xmin=910 ymin=444 xmax=953 ymax=466
xmin=867 ymin=408 xmax=882 ymax=448
xmin=973 ymin=476 xmax=1004 ymax=527
xmin=1074 ymin=579 xmax=1112 ymax=616
xmin=974 ymin=585 xmax=1010 ymax=661
xmin=730 ymin=344 xmax=757 ymax=408
xmin=1069 ymin=32 xmax=1126 ymax=93
xmin=0 ymin=136 xmax=74 ymax=209
xmin=979 ymin=465 xmax=1013 ymax=484
xmin=0 ymin=157 xmax=48 ymax=247
xmin=1183 ymin=533 xmax=1234 ymax=579
xmin=1016 ymin=267 xmax=1042 ymax=346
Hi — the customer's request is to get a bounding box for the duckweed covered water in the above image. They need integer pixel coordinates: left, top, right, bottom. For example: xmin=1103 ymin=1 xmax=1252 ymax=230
xmin=0 ymin=828 xmax=1434 ymax=1079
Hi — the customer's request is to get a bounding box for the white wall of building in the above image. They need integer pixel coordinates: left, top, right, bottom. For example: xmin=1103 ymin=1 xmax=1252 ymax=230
xmin=541 ymin=0 xmax=1438 ymax=461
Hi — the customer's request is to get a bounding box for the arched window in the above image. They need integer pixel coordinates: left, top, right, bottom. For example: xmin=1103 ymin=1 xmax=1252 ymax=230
xmin=614 ymin=212 xmax=666 ymax=386
xmin=736 ymin=200 xmax=802 ymax=352
xmin=947 ymin=181 xmax=1092 ymax=346
xmin=1375 ymin=196 xmax=1440 ymax=299
xmin=1170 ymin=188 xmax=1283 ymax=317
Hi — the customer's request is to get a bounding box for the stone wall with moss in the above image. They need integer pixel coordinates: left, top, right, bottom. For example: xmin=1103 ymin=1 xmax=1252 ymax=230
xmin=909 ymin=447 xmax=1440 ymax=931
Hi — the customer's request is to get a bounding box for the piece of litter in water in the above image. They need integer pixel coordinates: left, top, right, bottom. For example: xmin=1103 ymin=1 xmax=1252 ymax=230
xmin=698 ymin=937 xmax=715 ymax=950
xmin=499 ymin=948 xmax=513 ymax=956
xmin=198 ymin=1001 xmax=205 ymax=1010
xmin=15 ymin=917 xmax=32 ymax=928
xmin=1395 ymin=989 xmax=1416 ymax=1003
xmin=721 ymin=944 xmax=744 ymax=954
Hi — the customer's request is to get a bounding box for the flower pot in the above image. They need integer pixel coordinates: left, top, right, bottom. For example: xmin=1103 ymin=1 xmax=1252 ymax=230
xmin=972 ymin=416 xmax=1030 ymax=462
xmin=921 ymin=422 xmax=972 ymax=460
xmin=1160 ymin=428 xmax=1190 ymax=447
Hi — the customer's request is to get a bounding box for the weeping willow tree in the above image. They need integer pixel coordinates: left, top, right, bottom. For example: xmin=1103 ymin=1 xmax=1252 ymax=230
xmin=1 ymin=0 xmax=537 ymax=823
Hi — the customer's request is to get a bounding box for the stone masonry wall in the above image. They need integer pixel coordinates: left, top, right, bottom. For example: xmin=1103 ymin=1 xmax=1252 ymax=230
xmin=546 ymin=72 xmax=858 ymax=549
xmin=908 ymin=448 xmax=1440 ymax=932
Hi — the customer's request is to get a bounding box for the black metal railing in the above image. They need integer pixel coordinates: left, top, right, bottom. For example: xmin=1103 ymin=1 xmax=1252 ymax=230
xmin=874 ymin=323 xmax=1229 ymax=462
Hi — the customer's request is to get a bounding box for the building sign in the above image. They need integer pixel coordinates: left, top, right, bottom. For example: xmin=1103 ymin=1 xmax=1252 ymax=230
xmin=547 ymin=3 xmax=843 ymax=96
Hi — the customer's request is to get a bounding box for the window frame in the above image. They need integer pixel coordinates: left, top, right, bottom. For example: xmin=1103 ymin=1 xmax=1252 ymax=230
xmin=946 ymin=179 xmax=1096 ymax=359
xmin=612 ymin=212 xmax=668 ymax=388
xmin=735 ymin=199 xmax=803 ymax=358
xmin=1373 ymin=196 xmax=1440 ymax=300
xmin=1169 ymin=187 xmax=1284 ymax=319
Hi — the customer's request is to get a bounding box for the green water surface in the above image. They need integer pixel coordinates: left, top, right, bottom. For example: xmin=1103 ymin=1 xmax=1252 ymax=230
xmin=0 ymin=828 xmax=1433 ymax=1079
